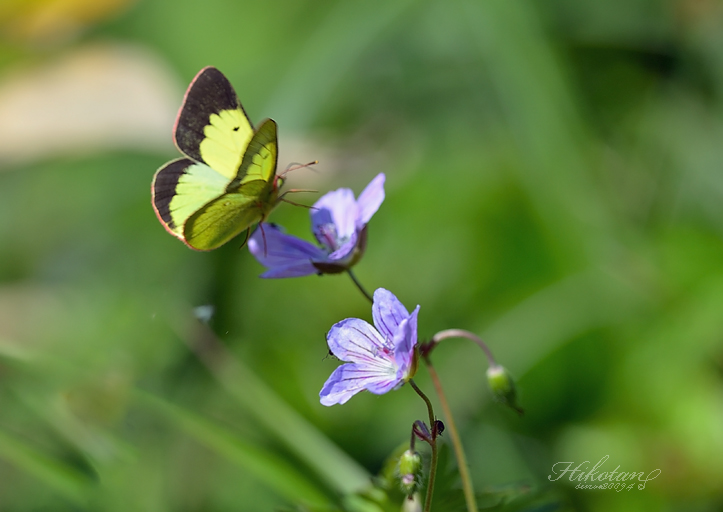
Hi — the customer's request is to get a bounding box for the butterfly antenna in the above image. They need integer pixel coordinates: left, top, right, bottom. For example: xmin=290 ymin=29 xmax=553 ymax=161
xmin=279 ymin=160 xmax=318 ymax=178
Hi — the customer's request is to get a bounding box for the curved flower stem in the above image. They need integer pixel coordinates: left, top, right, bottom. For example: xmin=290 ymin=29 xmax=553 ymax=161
xmin=409 ymin=379 xmax=438 ymax=512
xmin=346 ymin=269 xmax=373 ymax=303
xmin=409 ymin=379 xmax=435 ymax=428
xmin=424 ymin=358 xmax=477 ymax=512
xmin=426 ymin=329 xmax=497 ymax=367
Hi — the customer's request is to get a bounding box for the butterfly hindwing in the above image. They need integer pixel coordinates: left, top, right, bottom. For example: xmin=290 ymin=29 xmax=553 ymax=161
xmin=174 ymin=67 xmax=254 ymax=180
xmin=151 ymin=158 xmax=229 ymax=240
xmin=184 ymin=181 xmax=269 ymax=250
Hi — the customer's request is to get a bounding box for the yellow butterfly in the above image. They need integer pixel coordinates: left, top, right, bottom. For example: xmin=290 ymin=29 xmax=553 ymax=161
xmin=152 ymin=67 xmax=282 ymax=250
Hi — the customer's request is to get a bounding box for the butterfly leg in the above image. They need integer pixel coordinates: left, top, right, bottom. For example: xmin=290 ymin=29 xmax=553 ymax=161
xmin=278 ymin=189 xmax=318 ymax=209
xmin=258 ymin=222 xmax=269 ymax=257
xmin=238 ymin=227 xmax=251 ymax=250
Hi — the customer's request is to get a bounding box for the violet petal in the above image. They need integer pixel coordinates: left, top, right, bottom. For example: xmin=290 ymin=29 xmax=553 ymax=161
xmin=319 ymin=363 xmax=399 ymax=406
xmin=372 ymin=288 xmax=411 ymax=341
xmin=327 ymin=318 xmax=394 ymax=368
xmin=392 ymin=306 xmax=419 ymax=378
xmin=356 ymin=173 xmax=385 ymax=225
xmin=249 ymin=224 xmax=326 ymax=269
xmin=311 ymin=188 xmax=358 ymax=246
xmin=327 ymin=230 xmax=358 ymax=262
xmin=259 ymin=263 xmax=319 ymax=278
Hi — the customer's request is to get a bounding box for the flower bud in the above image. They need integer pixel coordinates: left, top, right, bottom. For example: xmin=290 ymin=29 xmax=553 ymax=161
xmin=486 ymin=365 xmax=524 ymax=415
xmin=412 ymin=420 xmax=431 ymax=442
xmin=398 ymin=449 xmax=422 ymax=496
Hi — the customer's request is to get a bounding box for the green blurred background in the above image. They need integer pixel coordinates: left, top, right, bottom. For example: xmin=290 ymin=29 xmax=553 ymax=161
xmin=1 ymin=0 xmax=722 ymax=510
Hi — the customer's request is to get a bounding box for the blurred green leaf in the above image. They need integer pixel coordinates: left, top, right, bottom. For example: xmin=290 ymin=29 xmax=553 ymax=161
xmin=0 ymin=428 xmax=94 ymax=505
xmin=133 ymin=389 xmax=332 ymax=506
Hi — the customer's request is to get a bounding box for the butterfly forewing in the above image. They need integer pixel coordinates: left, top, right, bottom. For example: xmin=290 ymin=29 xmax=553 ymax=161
xmin=174 ymin=67 xmax=254 ymax=180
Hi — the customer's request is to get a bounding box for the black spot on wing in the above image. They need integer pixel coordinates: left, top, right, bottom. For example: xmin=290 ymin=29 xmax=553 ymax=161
xmin=152 ymin=158 xmax=194 ymax=229
xmin=174 ymin=67 xmax=250 ymax=162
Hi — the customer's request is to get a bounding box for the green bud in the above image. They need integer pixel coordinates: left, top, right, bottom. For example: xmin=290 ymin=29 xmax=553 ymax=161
xmin=398 ymin=449 xmax=422 ymax=496
xmin=399 ymin=449 xmax=422 ymax=476
xmin=486 ymin=365 xmax=524 ymax=415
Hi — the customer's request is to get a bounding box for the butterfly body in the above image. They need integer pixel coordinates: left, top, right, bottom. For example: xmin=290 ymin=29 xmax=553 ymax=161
xmin=152 ymin=67 xmax=281 ymax=251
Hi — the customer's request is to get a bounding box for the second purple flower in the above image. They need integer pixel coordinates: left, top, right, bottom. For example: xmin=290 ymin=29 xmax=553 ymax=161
xmin=249 ymin=173 xmax=385 ymax=278
xmin=320 ymin=288 xmax=420 ymax=406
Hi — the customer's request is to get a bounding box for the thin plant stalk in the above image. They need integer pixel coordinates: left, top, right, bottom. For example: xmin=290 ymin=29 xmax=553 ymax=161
xmin=409 ymin=379 xmax=438 ymax=512
xmin=346 ymin=269 xmax=373 ymax=303
xmin=409 ymin=379 xmax=435 ymax=428
xmin=424 ymin=358 xmax=477 ymax=512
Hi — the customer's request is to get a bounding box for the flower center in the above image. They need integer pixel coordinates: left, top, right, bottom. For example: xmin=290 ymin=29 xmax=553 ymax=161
xmin=372 ymin=339 xmax=396 ymax=367
xmin=316 ymin=223 xmax=349 ymax=252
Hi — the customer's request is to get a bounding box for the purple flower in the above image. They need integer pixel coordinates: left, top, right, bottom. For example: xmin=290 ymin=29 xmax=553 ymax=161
xmin=249 ymin=173 xmax=385 ymax=278
xmin=320 ymin=288 xmax=420 ymax=406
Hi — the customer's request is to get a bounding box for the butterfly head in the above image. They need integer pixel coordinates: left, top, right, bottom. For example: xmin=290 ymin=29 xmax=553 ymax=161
xmin=273 ymin=174 xmax=285 ymax=191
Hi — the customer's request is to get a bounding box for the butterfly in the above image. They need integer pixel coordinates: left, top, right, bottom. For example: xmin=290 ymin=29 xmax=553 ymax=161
xmin=151 ymin=66 xmax=283 ymax=250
